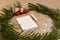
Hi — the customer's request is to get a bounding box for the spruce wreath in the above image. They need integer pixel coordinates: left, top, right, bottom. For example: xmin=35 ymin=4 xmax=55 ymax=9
xmin=0 ymin=1 xmax=60 ymax=40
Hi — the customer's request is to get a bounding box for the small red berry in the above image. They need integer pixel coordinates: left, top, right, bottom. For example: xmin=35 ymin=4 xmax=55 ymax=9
xmin=15 ymin=10 xmax=21 ymax=15
xmin=15 ymin=8 xmax=21 ymax=15
xmin=23 ymin=8 xmax=28 ymax=14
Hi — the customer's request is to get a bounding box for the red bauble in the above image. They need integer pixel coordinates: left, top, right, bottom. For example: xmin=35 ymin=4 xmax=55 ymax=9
xmin=15 ymin=7 xmax=28 ymax=15
xmin=23 ymin=8 xmax=28 ymax=14
xmin=15 ymin=10 xmax=21 ymax=15
xmin=15 ymin=8 xmax=21 ymax=15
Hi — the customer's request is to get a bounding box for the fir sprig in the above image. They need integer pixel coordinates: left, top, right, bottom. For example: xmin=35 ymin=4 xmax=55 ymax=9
xmin=13 ymin=1 xmax=21 ymax=7
xmin=1 ymin=23 xmax=20 ymax=40
xmin=28 ymin=3 xmax=60 ymax=39
xmin=28 ymin=3 xmax=60 ymax=28
xmin=0 ymin=2 xmax=60 ymax=40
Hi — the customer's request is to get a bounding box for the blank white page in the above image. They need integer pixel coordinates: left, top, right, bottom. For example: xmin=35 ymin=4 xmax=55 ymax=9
xmin=16 ymin=15 xmax=38 ymax=31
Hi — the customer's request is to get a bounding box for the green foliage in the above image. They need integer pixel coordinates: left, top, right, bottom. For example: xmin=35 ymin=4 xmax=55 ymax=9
xmin=0 ymin=2 xmax=60 ymax=40
xmin=58 ymin=29 xmax=60 ymax=39
xmin=1 ymin=23 xmax=20 ymax=40
xmin=28 ymin=3 xmax=60 ymax=39
xmin=0 ymin=7 xmax=14 ymax=23
xmin=28 ymin=3 xmax=60 ymax=29
xmin=13 ymin=1 xmax=21 ymax=7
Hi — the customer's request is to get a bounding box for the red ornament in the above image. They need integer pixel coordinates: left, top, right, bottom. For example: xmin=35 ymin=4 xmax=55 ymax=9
xmin=22 ymin=8 xmax=28 ymax=14
xmin=15 ymin=8 xmax=21 ymax=15
xmin=15 ymin=7 xmax=28 ymax=15
xmin=20 ymin=8 xmax=24 ymax=13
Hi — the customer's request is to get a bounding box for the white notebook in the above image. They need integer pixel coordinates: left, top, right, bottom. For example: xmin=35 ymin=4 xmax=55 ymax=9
xmin=16 ymin=15 xmax=38 ymax=31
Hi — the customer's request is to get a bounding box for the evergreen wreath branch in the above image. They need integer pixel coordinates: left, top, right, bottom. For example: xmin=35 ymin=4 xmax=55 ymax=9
xmin=0 ymin=2 xmax=60 ymax=40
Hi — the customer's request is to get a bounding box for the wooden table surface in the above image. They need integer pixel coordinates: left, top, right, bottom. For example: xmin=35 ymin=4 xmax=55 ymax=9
xmin=0 ymin=0 xmax=60 ymax=10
